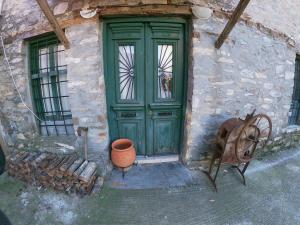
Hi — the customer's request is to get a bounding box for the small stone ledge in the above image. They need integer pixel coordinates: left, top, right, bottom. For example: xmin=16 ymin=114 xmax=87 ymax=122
xmin=24 ymin=135 xmax=79 ymax=155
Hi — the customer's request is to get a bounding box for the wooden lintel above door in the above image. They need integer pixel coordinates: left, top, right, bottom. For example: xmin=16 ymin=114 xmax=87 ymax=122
xmin=96 ymin=5 xmax=192 ymax=17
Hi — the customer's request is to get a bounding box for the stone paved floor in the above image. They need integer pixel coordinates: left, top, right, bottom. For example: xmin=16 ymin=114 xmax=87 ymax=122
xmin=1 ymin=148 xmax=300 ymax=225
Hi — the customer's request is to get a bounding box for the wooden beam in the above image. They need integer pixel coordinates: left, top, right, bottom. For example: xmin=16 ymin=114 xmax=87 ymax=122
xmin=215 ymin=0 xmax=251 ymax=49
xmin=96 ymin=5 xmax=192 ymax=16
xmin=36 ymin=0 xmax=70 ymax=49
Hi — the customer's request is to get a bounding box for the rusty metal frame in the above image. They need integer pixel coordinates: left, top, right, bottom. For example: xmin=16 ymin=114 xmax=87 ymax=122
xmin=203 ymin=110 xmax=271 ymax=192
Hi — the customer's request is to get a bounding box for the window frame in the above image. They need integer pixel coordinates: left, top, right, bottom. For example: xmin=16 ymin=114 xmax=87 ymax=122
xmin=28 ymin=33 xmax=74 ymax=135
xmin=288 ymin=55 xmax=300 ymax=125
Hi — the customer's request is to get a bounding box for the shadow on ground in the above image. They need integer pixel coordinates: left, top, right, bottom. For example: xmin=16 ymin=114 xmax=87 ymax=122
xmin=1 ymin=148 xmax=300 ymax=225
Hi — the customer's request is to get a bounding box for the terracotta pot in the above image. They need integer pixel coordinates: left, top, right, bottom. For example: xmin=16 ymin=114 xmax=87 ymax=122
xmin=111 ymin=139 xmax=136 ymax=168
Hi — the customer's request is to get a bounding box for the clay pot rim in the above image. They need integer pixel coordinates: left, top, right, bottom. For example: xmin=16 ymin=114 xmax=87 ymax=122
xmin=112 ymin=138 xmax=134 ymax=152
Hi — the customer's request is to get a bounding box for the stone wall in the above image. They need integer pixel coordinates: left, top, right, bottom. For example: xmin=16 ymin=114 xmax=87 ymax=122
xmin=0 ymin=34 xmax=37 ymax=151
xmin=65 ymin=21 xmax=110 ymax=173
xmin=186 ymin=16 xmax=296 ymax=161
xmin=0 ymin=0 xmax=300 ymax=169
xmin=245 ymin=0 xmax=300 ymax=51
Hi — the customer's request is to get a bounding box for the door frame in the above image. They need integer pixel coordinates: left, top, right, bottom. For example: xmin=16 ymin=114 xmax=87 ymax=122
xmin=103 ymin=16 xmax=190 ymax=159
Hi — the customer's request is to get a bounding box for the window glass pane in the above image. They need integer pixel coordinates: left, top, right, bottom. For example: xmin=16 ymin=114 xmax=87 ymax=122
xmin=54 ymin=45 xmax=66 ymax=69
xmin=119 ymin=45 xmax=135 ymax=100
xmin=41 ymin=77 xmax=54 ymax=116
xmin=157 ymin=45 xmax=173 ymax=99
xmin=39 ymin=48 xmax=48 ymax=73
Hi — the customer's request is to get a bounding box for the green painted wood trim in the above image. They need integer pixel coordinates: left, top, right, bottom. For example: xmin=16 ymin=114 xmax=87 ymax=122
xmin=103 ymin=17 xmax=190 ymax=156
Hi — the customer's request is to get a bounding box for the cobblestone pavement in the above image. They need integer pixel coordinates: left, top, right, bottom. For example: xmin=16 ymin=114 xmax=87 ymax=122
xmin=0 ymin=148 xmax=300 ymax=225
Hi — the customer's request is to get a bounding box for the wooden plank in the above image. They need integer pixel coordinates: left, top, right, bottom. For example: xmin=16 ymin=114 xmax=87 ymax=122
xmin=215 ymin=0 xmax=251 ymax=49
xmin=57 ymin=156 xmax=71 ymax=168
xmin=79 ymin=162 xmax=97 ymax=183
xmin=47 ymin=156 xmax=64 ymax=171
xmin=23 ymin=153 xmax=38 ymax=164
xmin=67 ymin=158 xmax=84 ymax=175
xmin=60 ymin=155 xmax=78 ymax=172
xmin=35 ymin=0 xmax=70 ymax=49
xmin=95 ymin=5 xmax=192 ymax=16
xmin=91 ymin=177 xmax=104 ymax=195
xmin=32 ymin=153 xmax=48 ymax=168
xmin=15 ymin=152 xmax=29 ymax=164
xmin=73 ymin=160 xmax=88 ymax=177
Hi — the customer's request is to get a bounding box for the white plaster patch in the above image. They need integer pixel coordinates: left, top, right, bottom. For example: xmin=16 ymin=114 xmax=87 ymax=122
xmin=255 ymin=72 xmax=267 ymax=79
xmin=261 ymin=104 xmax=270 ymax=109
xmin=270 ymin=91 xmax=281 ymax=98
xmin=240 ymin=69 xmax=254 ymax=78
xmin=263 ymin=83 xmax=273 ymax=89
xmin=53 ymin=2 xmax=68 ymax=15
xmin=266 ymin=112 xmax=275 ymax=117
xmin=65 ymin=57 xmax=81 ymax=64
xmin=226 ymin=89 xmax=234 ymax=96
xmin=215 ymin=108 xmax=222 ymax=114
xmin=241 ymin=78 xmax=256 ymax=84
xmin=11 ymin=58 xmax=22 ymax=63
xmin=54 ymin=142 xmax=75 ymax=150
xmin=212 ymin=80 xmax=234 ymax=86
xmin=244 ymin=103 xmax=254 ymax=109
xmin=263 ymin=97 xmax=272 ymax=103
xmin=80 ymin=37 xmax=98 ymax=45
xmin=285 ymin=71 xmax=295 ymax=80
xmin=217 ymin=57 xmax=234 ymax=64
xmin=275 ymin=65 xmax=285 ymax=74
xmin=68 ymin=81 xmax=87 ymax=88
xmin=17 ymin=103 xmax=27 ymax=109
xmin=17 ymin=133 xmax=26 ymax=140
xmin=193 ymin=47 xmax=214 ymax=56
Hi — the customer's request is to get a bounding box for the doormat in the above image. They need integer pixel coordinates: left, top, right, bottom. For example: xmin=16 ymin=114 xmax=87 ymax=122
xmin=6 ymin=151 xmax=103 ymax=195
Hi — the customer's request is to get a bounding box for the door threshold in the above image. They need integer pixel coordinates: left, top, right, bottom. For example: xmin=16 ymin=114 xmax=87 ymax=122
xmin=136 ymin=155 xmax=179 ymax=164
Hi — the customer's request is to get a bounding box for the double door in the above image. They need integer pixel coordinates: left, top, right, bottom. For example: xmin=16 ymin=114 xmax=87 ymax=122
xmin=105 ymin=18 xmax=186 ymax=156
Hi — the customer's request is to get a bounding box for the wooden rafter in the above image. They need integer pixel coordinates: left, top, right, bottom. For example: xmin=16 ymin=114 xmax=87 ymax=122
xmin=36 ymin=0 xmax=70 ymax=49
xmin=215 ymin=0 xmax=251 ymax=49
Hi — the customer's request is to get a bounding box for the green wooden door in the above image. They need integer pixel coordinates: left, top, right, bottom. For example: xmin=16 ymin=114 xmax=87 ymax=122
xmin=104 ymin=18 xmax=187 ymax=156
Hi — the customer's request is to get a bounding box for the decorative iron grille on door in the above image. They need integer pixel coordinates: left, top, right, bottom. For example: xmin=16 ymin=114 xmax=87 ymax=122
xmin=29 ymin=34 xmax=74 ymax=135
xmin=289 ymin=56 xmax=300 ymax=125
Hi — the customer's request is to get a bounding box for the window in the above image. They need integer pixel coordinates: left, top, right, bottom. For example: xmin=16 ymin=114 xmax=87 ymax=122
xmin=289 ymin=55 xmax=300 ymax=125
xmin=29 ymin=34 xmax=74 ymax=135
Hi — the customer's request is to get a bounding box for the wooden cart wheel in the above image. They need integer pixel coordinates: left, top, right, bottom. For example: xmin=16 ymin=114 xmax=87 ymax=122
xmin=252 ymin=114 xmax=272 ymax=149
xmin=235 ymin=119 xmax=260 ymax=163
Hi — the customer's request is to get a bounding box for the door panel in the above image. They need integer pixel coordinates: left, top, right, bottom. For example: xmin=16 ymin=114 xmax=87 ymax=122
xmin=152 ymin=111 xmax=180 ymax=155
xmin=107 ymin=22 xmax=146 ymax=155
xmin=146 ymin=22 xmax=184 ymax=155
xmin=105 ymin=19 xmax=186 ymax=156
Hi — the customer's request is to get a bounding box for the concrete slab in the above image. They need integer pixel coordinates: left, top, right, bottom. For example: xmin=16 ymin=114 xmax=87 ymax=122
xmin=107 ymin=162 xmax=205 ymax=189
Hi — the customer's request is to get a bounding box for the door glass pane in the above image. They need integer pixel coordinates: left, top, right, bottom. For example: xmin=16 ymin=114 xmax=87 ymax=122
xmin=119 ymin=45 xmax=135 ymax=100
xmin=158 ymin=45 xmax=173 ymax=99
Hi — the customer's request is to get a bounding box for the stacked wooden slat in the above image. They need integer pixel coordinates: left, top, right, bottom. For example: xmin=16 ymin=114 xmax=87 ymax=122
xmin=6 ymin=151 xmax=101 ymax=195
